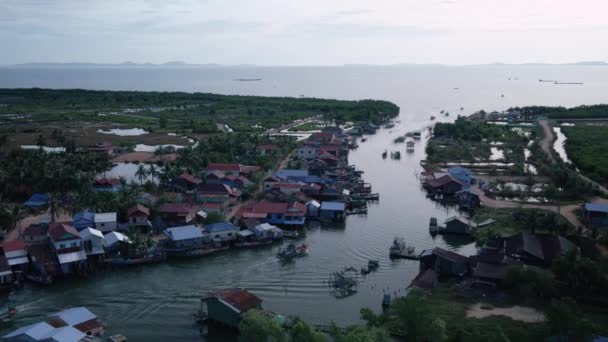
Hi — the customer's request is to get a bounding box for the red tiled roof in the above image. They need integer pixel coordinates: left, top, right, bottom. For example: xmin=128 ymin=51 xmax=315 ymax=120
xmin=127 ymin=204 xmax=150 ymax=217
xmin=178 ymin=173 xmax=202 ymax=185
xmin=159 ymin=203 xmax=194 ymax=214
xmin=207 ymin=163 xmax=240 ymax=172
xmin=199 ymin=184 xmax=235 ymax=195
xmin=2 ymin=240 xmax=27 ymax=252
xmin=95 ymin=178 xmax=120 ymax=186
xmin=319 ymin=144 xmax=339 ymax=151
xmin=208 ymin=288 xmax=262 ymax=313
xmin=48 ymin=223 xmax=80 ymax=241
xmin=287 ymin=202 xmax=306 ymax=216
xmin=273 ymin=183 xmax=302 ymax=189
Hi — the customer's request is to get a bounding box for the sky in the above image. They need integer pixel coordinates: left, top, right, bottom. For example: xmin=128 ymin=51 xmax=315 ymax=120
xmin=1 ymin=0 xmax=607 ymax=65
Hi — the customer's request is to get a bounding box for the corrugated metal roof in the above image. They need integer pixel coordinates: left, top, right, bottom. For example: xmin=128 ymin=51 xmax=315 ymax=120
xmin=321 ymin=202 xmax=345 ymax=211
xmin=80 ymin=228 xmax=104 ymax=240
xmin=49 ymin=307 xmax=97 ymax=326
xmin=164 ymin=226 xmax=203 ymax=241
xmin=237 ymin=230 xmax=254 ymax=237
xmin=3 ymin=322 xmax=55 ymax=339
xmin=204 ymin=222 xmax=238 ymax=233
xmin=94 ymin=212 xmax=116 ymax=223
xmin=42 ymin=325 xmax=86 ymax=342
xmin=57 ymin=251 xmax=87 ymax=264
xmin=585 ymin=202 xmax=608 ymax=213
xmin=7 ymin=256 xmax=29 ymax=266
xmin=103 ymin=232 xmax=130 ymax=247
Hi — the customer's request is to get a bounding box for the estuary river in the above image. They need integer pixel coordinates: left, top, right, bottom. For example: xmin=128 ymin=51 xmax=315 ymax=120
xmin=2 ymin=65 xmax=608 ymax=341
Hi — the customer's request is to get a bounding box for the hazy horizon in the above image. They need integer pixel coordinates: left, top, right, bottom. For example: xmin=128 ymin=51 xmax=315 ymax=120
xmin=1 ymin=0 xmax=607 ymax=65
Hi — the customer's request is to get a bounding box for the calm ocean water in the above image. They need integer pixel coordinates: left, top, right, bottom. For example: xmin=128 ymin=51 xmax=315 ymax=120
xmin=1 ymin=66 xmax=607 ymax=341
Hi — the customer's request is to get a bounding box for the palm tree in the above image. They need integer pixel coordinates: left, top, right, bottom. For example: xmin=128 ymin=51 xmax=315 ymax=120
xmin=135 ymin=164 xmax=148 ymax=185
xmin=147 ymin=165 xmax=159 ymax=182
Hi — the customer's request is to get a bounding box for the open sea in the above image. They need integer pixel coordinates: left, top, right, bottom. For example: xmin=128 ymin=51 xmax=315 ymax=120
xmin=1 ymin=65 xmax=607 ymax=341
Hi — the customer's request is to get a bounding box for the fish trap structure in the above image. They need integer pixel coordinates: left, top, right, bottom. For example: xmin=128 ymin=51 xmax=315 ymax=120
xmin=328 ymin=267 xmax=359 ymax=298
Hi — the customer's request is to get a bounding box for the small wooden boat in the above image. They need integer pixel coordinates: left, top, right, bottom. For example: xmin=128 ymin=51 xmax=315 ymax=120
xmin=412 ymin=131 xmax=421 ymax=140
xmin=277 ymin=243 xmax=308 ymax=261
xmin=361 ymin=137 xmax=367 ymax=142
xmin=108 ymin=252 xmax=165 ymax=266
xmin=346 ymin=207 xmax=368 ymax=215
xmin=382 ymin=150 xmax=387 ymax=159
xmin=429 ymin=217 xmax=438 ymax=235
xmin=430 ymin=116 xmax=436 ymax=120
xmin=391 ymin=151 xmax=401 ymax=160
xmin=368 ymin=260 xmax=379 ymax=270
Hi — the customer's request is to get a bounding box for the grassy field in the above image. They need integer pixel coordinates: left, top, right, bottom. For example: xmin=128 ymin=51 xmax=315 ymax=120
xmin=562 ymin=125 xmax=608 ymax=186
xmin=472 ymin=208 xmax=575 ymax=244
xmin=423 ymin=286 xmax=547 ymax=341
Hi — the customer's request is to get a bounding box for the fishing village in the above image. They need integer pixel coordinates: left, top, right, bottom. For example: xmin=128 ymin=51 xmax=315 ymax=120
xmin=1 ymin=88 xmax=608 ymax=341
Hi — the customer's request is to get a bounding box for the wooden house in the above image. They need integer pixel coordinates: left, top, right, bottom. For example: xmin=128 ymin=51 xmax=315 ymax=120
xmin=22 ymin=224 xmax=48 ymax=245
xmin=79 ymin=228 xmax=105 ymax=258
xmin=94 ymin=212 xmax=117 ymax=233
xmin=199 ymin=288 xmax=263 ymax=328
xmin=159 ymin=203 xmax=197 ymax=226
xmin=583 ymin=203 xmax=608 ymax=228
xmin=204 ymin=222 xmax=239 ymax=243
xmin=319 ymin=202 xmax=346 ymax=221
xmin=1 ymin=240 xmax=29 ymax=270
xmin=103 ymin=231 xmax=131 ymax=255
xmin=48 ymin=223 xmax=87 ymax=274
xmin=164 ymin=225 xmax=205 ymax=251
xmin=441 ymin=216 xmax=477 ymax=235
xmin=419 ymin=247 xmax=468 ymax=277
xmin=455 ymin=189 xmax=481 ymax=209
xmin=426 ymin=174 xmax=464 ymax=195
xmin=127 ymin=204 xmax=151 ymax=231
xmin=173 ymin=173 xmax=202 ymax=192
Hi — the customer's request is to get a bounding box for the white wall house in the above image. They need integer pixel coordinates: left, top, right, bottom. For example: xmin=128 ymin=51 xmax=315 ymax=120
xmin=94 ymin=213 xmax=117 ymax=233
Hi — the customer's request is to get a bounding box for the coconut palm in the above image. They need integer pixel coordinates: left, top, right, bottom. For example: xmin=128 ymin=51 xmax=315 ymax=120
xmin=135 ymin=164 xmax=148 ymax=185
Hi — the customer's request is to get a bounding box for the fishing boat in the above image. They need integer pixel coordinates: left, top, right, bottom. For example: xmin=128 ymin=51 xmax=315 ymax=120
xmin=277 ymin=243 xmax=308 ymax=261
xmin=539 ymin=79 xmax=557 ymax=82
xmin=429 ymin=217 xmax=438 ymax=235
xmin=430 ymin=115 xmax=436 ymax=120
xmin=283 ymin=231 xmax=300 ymax=239
xmin=384 ymin=123 xmax=395 ymax=129
xmin=368 ymin=260 xmax=379 ymax=270
xmin=382 ymin=150 xmax=387 ymax=159
xmin=108 ymin=252 xmax=165 ymax=266
xmin=391 ymin=151 xmax=401 ymax=160
xmin=346 ymin=207 xmax=367 ymax=215
xmin=361 ymin=137 xmax=367 ymax=142
xmin=389 ymin=238 xmax=418 ymax=259
xmin=412 ymin=131 xmax=421 ymax=140
xmin=554 ymin=82 xmax=584 ymax=85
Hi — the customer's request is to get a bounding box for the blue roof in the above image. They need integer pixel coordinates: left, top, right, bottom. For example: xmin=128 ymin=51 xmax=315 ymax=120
xmin=320 ymin=202 xmax=345 ymax=211
xmin=303 ymin=175 xmax=327 ymax=184
xmin=205 ymin=222 xmax=238 ymax=233
xmin=274 ymin=169 xmax=309 ymax=180
xmin=584 ymin=203 xmax=608 ymax=213
xmin=448 ymin=166 xmax=472 ymax=176
xmin=23 ymin=193 xmax=49 ymax=207
xmin=73 ymin=211 xmax=95 ymax=222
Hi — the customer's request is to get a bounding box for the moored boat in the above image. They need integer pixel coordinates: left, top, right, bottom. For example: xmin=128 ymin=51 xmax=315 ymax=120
xmin=283 ymin=231 xmax=300 ymax=239
xmin=277 ymin=243 xmax=308 ymax=261
xmin=389 ymin=238 xmax=418 ymax=259
xmin=429 ymin=217 xmax=438 ymax=235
